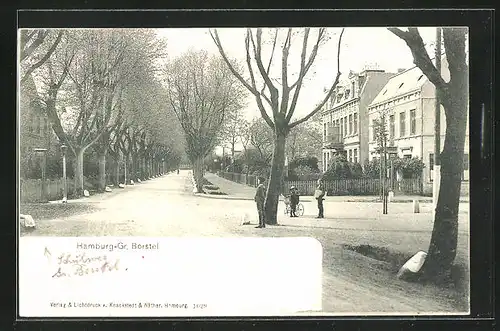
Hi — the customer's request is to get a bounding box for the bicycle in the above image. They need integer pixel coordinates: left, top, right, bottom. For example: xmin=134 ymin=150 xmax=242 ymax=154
xmin=283 ymin=195 xmax=304 ymax=216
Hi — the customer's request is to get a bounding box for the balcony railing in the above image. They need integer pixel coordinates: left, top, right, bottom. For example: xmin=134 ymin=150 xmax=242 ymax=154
xmin=323 ymin=124 xmax=344 ymax=149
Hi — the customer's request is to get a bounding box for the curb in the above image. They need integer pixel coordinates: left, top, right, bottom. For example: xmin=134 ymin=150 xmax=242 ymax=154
xmin=192 ymin=194 xmax=468 ymax=204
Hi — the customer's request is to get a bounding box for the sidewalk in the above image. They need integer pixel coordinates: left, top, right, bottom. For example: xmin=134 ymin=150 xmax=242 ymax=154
xmin=203 ymin=173 xmax=469 ymax=203
xmin=203 ymin=172 xmax=257 ymax=200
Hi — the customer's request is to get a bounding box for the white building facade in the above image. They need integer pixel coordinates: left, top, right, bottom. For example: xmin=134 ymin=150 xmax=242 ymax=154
xmin=321 ymin=70 xmax=395 ymax=172
xmin=367 ymin=56 xmax=469 ymax=194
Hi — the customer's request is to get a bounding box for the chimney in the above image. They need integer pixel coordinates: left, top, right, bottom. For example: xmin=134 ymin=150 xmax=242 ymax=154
xmin=397 ymin=68 xmax=406 ymax=73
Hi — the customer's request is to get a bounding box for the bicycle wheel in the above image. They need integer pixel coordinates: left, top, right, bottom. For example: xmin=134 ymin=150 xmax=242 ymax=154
xmin=297 ymin=203 xmax=304 ymax=216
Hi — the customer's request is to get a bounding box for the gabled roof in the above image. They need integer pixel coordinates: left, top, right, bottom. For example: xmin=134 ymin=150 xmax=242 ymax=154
xmin=370 ymin=54 xmax=447 ymax=107
xmin=370 ymin=66 xmax=427 ymax=106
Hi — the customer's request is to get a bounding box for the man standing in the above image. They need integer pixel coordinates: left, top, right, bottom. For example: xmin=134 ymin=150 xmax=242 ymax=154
xmin=254 ymin=177 xmax=266 ymax=228
xmin=314 ymin=179 xmax=326 ymax=218
xmin=290 ymin=186 xmax=299 ymax=217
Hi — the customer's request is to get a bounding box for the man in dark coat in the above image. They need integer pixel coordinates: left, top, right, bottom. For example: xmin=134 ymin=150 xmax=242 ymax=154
xmin=290 ymin=186 xmax=299 ymax=217
xmin=315 ymin=180 xmax=326 ymax=218
xmin=254 ymin=177 xmax=266 ymax=228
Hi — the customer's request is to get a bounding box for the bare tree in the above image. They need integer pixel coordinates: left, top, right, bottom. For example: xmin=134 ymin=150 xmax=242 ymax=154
xmin=19 ymin=29 xmax=64 ymax=85
xmin=286 ymin=111 xmax=323 ymax=161
xmin=165 ymin=50 xmax=246 ymax=192
xmin=210 ymin=28 xmax=344 ymax=224
xmin=220 ymin=108 xmax=246 ymax=163
xmin=249 ymin=117 xmax=274 ymax=163
xmin=31 ymin=30 xmax=145 ymax=195
xmin=388 ymin=27 xmax=468 ymax=281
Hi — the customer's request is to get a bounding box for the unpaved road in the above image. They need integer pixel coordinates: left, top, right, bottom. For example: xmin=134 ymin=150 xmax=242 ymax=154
xmin=21 ymin=170 xmax=469 ymax=314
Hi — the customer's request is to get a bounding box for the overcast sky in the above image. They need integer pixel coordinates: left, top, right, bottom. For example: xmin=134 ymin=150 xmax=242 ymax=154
xmin=156 ymin=27 xmax=439 ymax=123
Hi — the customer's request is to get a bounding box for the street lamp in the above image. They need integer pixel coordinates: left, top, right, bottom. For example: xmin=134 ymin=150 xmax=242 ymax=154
xmin=60 ymin=144 xmax=68 ymax=203
xmin=33 ymin=148 xmax=48 ymax=203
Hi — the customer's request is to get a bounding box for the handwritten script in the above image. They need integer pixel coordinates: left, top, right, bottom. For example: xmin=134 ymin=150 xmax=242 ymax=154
xmin=51 ymin=252 xmax=122 ymax=279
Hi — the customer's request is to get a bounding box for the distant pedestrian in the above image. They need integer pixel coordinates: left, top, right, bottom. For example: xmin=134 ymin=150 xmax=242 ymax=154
xmin=314 ymin=179 xmax=326 ymax=218
xmin=289 ymin=186 xmax=299 ymax=217
xmin=177 ymin=168 xmax=179 ymax=174
xmin=254 ymin=177 xmax=266 ymax=228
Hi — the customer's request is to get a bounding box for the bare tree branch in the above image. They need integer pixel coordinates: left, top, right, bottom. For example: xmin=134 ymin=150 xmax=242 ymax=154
xmin=387 ymin=27 xmax=448 ymax=92
xmin=251 ymin=29 xmax=279 ymax=113
xmin=21 ymin=31 xmax=64 ymax=85
xmin=20 ymin=30 xmax=49 ymax=61
xmin=210 ymin=29 xmax=274 ymax=128
xmin=289 ymin=28 xmax=344 ymax=128
xmin=279 ymin=28 xmax=293 ymax=114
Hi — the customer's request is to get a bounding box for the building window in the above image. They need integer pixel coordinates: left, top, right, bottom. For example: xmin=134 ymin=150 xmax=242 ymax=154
xmin=344 ymin=116 xmax=348 ymax=137
xmin=399 ymin=111 xmax=406 ymax=137
xmin=429 ymin=153 xmax=434 ymax=171
xmin=330 ymin=113 xmax=333 ymax=123
xmin=323 ymin=153 xmax=327 ymax=171
xmin=353 ymin=113 xmax=358 ymax=134
xmin=348 ymin=149 xmax=352 ymax=162
xmin=372 ymin=120 xmax=377 ymax=141
xmin=348 ymin=114 xmax=353 ymax=135
xmin=389 ymin=115 xmax=395 ymax=139
xmin=352 ymin=81 xmax=355 ymax=97
xmin=323 ymin=123 xmax=327 ymax=141
xmin=353 ymin=149 xmax=358 ymax=163
xmin=410 ymin=109 xmax=416 ymax=135
xmin=340 ymin=118 xmax=344 ymax=137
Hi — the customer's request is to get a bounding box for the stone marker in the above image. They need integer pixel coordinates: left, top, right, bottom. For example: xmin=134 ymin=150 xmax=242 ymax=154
xmin=62 ymin=197 xmax=67 ymax=203
xmin=240 ymin=212 xmax=251 ymax=225
xmin=413 ymin=199 xmax=420 ymax=213
xmin=388 ymin=190 xmax=394 ymax=202
xmin=119 ymin=183 xmax=125 ymax=188
xmin=105 ymin=186 xmax=112 ymax=192
xmin=20 ymin=214 xmax=36 ymax=228
xmin=397 ymin=251 xmax=427 ymax=281
xmin=83 ymin=189 xmax=90 ymax=197
xmin=130 ymin=180 xmax=135 ymax=185
xmin=137 ymin=179 xmax=142 ymax=183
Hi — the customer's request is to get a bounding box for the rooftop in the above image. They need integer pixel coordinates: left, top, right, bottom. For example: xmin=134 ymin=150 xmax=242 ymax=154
xmin=370 ymin=54 xmax=447 ymax=106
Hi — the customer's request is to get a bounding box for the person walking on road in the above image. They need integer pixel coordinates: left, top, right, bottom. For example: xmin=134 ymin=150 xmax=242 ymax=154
xmin=254 ymin=177 xmax=266 ymax=228
xmin=314 ymin=179 xmax=326 ymax=218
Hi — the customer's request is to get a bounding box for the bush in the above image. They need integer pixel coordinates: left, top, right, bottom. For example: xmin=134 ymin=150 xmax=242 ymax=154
xmin=288 ymin=164 xmax=320 ymax=180
xmin=398 ymin=157 xmax=425 ymax=179
xmin=289 ymin=156 xmax=320 ymax=172
xmin=322 ymin=155 xmax=363 ymax=180
xmin=348 ymin=162 xmax=364 ymax=179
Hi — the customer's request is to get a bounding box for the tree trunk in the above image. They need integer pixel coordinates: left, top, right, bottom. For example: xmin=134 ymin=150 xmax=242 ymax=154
xmin=264 ymin=131 xmax=287 ymax=225
xmin=114 ymin=157 xmax=120 ymax=186
xmin=74 ymin=148 xmax=85 ymax=196
xmin=422 ymin=67 xmax=468 ymax=281
xmin=150 ymin=156 xmax=154 ymax=177
xmin=97 ymin=150 xmax=106 ymax=192
xmin=131 ymin=154 xmax=137 ymax=182
xmin=193 ymin=157 xmax=204 ymax=193
xmin=124 ymin=154 xmax=129 ymax=185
